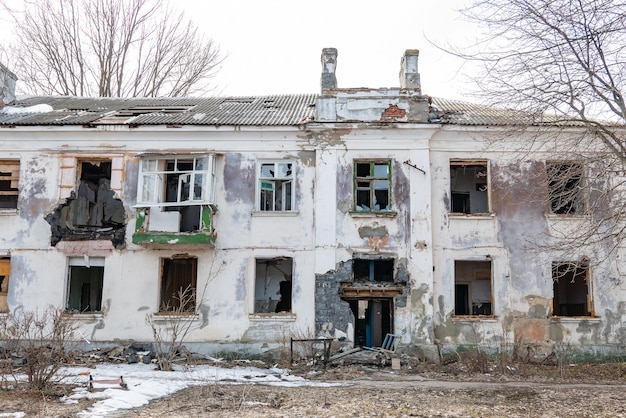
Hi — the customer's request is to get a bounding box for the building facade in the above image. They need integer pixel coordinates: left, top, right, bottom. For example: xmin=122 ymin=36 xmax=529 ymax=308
xmin=0 ymin=49 xmax=624 ymax=358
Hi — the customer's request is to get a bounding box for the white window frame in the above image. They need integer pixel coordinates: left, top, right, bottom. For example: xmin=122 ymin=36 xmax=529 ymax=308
xmin=257 ymin=161 xmax=295 ymax=211
xmin=66 ymin=256 xmax=105 ymax=313
xmin=136 ymin=155 xmax=216 ymax=207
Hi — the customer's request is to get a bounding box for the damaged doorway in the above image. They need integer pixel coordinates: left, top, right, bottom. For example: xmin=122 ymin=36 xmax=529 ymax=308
xmin=348 ymin=299 xmax=393 ymax=348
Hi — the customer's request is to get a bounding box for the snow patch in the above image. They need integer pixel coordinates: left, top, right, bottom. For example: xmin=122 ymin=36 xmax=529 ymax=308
xmin=1 ymin=104 xmax=54 ymax=114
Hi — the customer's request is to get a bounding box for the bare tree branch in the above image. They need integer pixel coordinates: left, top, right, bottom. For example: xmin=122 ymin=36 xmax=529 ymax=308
xmin=1 ymin=0 xmax=223 ymax=97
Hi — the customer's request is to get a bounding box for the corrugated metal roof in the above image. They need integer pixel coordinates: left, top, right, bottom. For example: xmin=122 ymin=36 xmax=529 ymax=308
xmin=0 ymin=94 xmax=595 ymax=128
xmin=0 ymin=95 xmax=317 ymax=127
xmin=429 ymin=97 xmax=588 ymax=127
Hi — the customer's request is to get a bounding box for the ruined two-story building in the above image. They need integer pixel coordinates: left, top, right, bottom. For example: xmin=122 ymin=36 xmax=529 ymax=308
xmin=1 ymin=49 xmax=624 ymax=359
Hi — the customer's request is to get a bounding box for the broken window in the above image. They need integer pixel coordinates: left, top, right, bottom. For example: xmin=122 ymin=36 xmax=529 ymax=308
xmin=454 ymin=260 xmax=492 ymax=316
xmin=258 ymin=162 xmax=294 ymax=211
xmin=450 ymin=160 xmax=489 ymax=214
xmin=0 ymin=257 xmax=10 ymax=313
xmin=66 ymin=161 xmax=125 ymax=228
xmin=0 ymin=160 xmax=19 ymax=210
xmin=353 ymin=259 xmax=394 ymax=282
xmin=552 ymin=262 xmax=591 ymax=316
xmin=254 ymin=257 xmax=293 ymax=313
xmin=160 ymin=256 xmax=197 ymax=313
xmin=547 ymin=162 xmax=584 ymax=215
xmin=354 ymin=161 xmax=392 ymax=212
xmin=66 ymin=257 xmax=104 ymax=313
xmin=137 ymin=155 xmax=216 ymax=232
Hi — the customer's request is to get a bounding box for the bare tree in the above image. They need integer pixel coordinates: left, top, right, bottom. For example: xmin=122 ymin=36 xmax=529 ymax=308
xmin=1 ymin=0 xmax=223 ymax=97
xmin=439 ymin=0 xmax=626 ymax=263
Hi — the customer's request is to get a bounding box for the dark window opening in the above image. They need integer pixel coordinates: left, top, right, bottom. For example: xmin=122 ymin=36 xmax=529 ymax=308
xmin=68 ymin=161 xmax=124 ymax=228
xmin=454 ymin=260 xmax=492 ymax=316
xmin=66 ymin=259 xmax=104 ymax=313
xmin=348 ymin=299 xmax=393 ymax=347
xmin=254 ymin=257 xmax=293 ymax=313
xmin=353 ymin=259 xmax=394 ymax=282
xmin=0 ymin=160 xmax=19 ymax=209
xmin=160 ymin=257 xmax=197 ymax=313
xmin=552 ymin=262 xmax=590 ymax=316
xmin=450 ymin=162 xmax=489 ymax=214
xmin=354 ymin=161 xmax=391 ymax=212
xmin=548 ymin=162 xmax=583 ymax=215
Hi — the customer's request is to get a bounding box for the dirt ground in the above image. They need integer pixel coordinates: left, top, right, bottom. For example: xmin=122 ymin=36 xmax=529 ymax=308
xmin=1 ymin=359 xmax=625 ymax=417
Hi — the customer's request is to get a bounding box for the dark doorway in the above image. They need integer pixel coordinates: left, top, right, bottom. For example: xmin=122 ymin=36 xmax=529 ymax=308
xmin=349 ymin=299 xmax=393 ymax=347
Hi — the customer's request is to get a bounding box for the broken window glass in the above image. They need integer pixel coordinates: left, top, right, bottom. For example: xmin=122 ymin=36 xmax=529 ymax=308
xmin=66 ymin=257 xmax=104 ymax=313
xmin=258 ymin=162 xmax=293 ymax=211
xmin=354 ymin=161 xmax=391 ymax=212
xmin=0 ymin=160 xmax=20 ymax=210
xmin=137 ymin=155 xmax=216 ymax=233
xmin=254 ymin=258 xmax=293 ymax=313
xmin=450 ymin=161 xmax=489 ymax=214
xmin=454 ymin=260 xmax=492 ymax=316
xmin=353 ymin=259 xmax=394 ymax=282
xmin=0 ymin=257 xmax=10 ymax=313
xmin=547 ymin=162 xmax=584 ymax=215
xmin=552 ymin=262 xmax=590 ymax=316
xmin=160 ymin=257 xmax=197 ymax=313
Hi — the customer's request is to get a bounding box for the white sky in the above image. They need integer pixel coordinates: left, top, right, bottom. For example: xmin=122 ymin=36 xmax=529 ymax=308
xmin=0 ymin=0 xmax=476 ymax=100
xmin=179 ymin=0 xmax=475 ymax=99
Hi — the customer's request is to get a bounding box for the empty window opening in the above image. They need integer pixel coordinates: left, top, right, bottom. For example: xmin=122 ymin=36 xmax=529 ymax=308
xmin=66 ymin=257 xmax=104 ymax=313
xmin=258 ymin=162 xmax=293 ymax=211
xmin=353 ymin=259 xmax=394 ymax=282
xmin=254 ymin=257 xmax=293 ymax=313
xmin=348 ymin=299 xmax=393 ymax=347
xmin=0 ymin=257 xmax=10 ymax=313
xmin=68 ymin=161 xmax=121 ymax=228
xmin=450 ymin=161 xmax=489 ymax=214
xmin=454 ymin=260 xmax=492 ymax=316
xmin=138 ymin=156 xmax=216 ymax=233
xmin=552 ymin=262 xmax=590 ymax=316
xmin=547 ymin=162 xmax=583 ymax=215
xmin=160 ymin=257 xmax=197 ymax=313
xmin=354 ymin=161 xmax=391 ymax=212
xmin=0 ymin=160 xmax=19 ymax=210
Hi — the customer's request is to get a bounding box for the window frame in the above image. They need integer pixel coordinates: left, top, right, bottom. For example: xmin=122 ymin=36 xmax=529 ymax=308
xmin=0 ymin=159 xmax=20 ymax=211
xmin=65 ymin=257 xmax=105 ymax=314
xmin=546 ymin=161 xmax=585 ymax=215
xmin=449 ymin=159 xmax=490 ymax=215
xmin=453 ymin=260 xmax=493 ymax=317
xmin=159 ymin=256 xmax=198 ymax=314
xmin=136 ymin=155 xmax=216 ymax=208
xmin=253 ymin=257 xmax=293 ymax=314
xmin=551 ymin=261 xmax=592 ymax=317
xmin=0 ymin=257 xmax=10 ymax=313
xmin=353 ymin=160 xmax=393 ymax=212
xmin=256 ymin=161 xmax=295 ymax=212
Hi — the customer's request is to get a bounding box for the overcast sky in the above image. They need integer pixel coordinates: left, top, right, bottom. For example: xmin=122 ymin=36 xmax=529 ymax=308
xmin=179 ymin=0 xmax=475 ymax=99
xmin=1 ymin=0 xmax=477 ymax=100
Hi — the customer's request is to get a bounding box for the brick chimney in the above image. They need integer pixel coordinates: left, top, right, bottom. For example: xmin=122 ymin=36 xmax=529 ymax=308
xmin=399 ymin=49 xmax=420 ymax=91
xmin=0 ymin=63 xmax=18 ymax=106
xmin=320 ymin=48 xmax=338 ymax=92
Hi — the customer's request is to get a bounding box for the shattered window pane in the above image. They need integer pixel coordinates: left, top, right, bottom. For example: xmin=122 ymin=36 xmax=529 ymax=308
xmin=354 ymin=160 xmax=392 ymax=212
xmin=258 ymin=161 xmax=295 ymax=211
xmin=137 ymin=155 xmax=215 ymax=207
